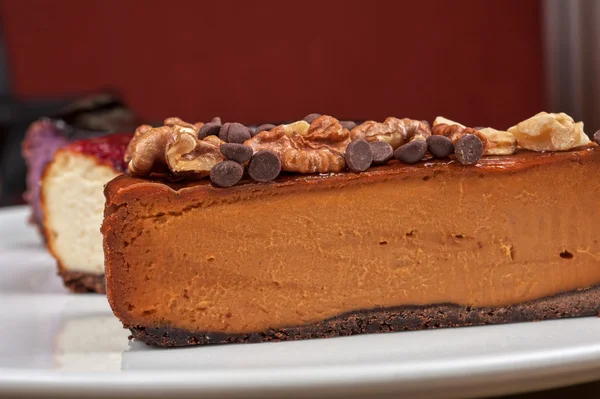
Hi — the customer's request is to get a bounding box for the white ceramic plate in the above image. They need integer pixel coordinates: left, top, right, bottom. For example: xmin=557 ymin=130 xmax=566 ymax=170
xmin=1 ymin=205 xmax=600 ymax=399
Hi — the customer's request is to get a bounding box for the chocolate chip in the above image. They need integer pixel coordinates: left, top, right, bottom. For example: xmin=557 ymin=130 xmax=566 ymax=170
xmin=594 ymin=130 xmax=600 ymax=145
xmin=248 ymin=150 xmax=281 ymax=182
xmin=421 ymin=120 xmax=431 ymax=128
xmin=303 ymin=113 xmax=321 ymax=124
xmin=254 ymin=123 xmax=276 ymax=136
xmin=197 ymin=122 xmax=222 ymax=140
xmin=210 ymin=161 xmax=244 ymax=188
xmin=211 ymin=116 xmax=222 ymax=124
xmin=226 ymin=123 xmax=251 ymax=144
xmin=427 ymin=135 xmax=455 ymax=159
xmin=219 ymin=123 xmax=231 ymax=142
xmin=394 ymin=140 xmax=428 ymax=164
xmin=220 ymin=143 xmax=253 ymax=164
xmin=340 ymin=121 xmax=357 ymax=130
xmin=455 ymin=134 xmax=484 ymax=165
xmin=345 ymin=139 xmax=372 ymax=172
xmin=369 ymin=141 xmax=393 ymax=164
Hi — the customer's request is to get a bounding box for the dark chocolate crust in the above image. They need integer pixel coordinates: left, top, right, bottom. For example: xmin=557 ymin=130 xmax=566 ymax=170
xmin=59 ymin=270 xmax=106 ymax=294
xmin=128 ymin=285 xmax=600 ymax=347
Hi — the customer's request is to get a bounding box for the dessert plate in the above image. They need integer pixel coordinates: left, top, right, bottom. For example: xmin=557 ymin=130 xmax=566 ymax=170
xmin=1 ymin=205 xmax=600 ymax=399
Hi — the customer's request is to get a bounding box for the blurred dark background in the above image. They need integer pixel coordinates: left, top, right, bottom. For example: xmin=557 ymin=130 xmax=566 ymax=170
xmin=0 ymin=0 xmax=598 ymax=207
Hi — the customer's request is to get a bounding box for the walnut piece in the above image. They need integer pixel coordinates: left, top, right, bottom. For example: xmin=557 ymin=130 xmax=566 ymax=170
xmin=432 ymin=124 xmax=490 ymax=154
xmin=350 ymin=117 xmax=430 ymax=149
xmin=125 ymin=124 xmax=152 ymax=164
xmin=164 ymin=117 xmax=203 ymax=136
xmin=433 ymin=116 xmax=465 ymax=128
xmin=126 ymin=117 xmax=222 ymax=177
xmin=280 ymin=120 xmax=310 ymax=137
xmin=166 ymin=132 xmax=223 ymax=177
xmin=126 ymin=125 xmax=178 ymax=175
xmin=508 ymin=112 xmax=590 ymax=151
xmin=479 ymin=127 xmax=517 ymax=155
xmin=244 ymin=115 xmax=350 ymax=173
xmin=432 ymin=116 xmax=516 ymax=155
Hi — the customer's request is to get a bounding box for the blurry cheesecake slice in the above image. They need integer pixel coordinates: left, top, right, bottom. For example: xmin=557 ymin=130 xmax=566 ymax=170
xmin=42 ymin=133 xmax=132 ymax=293
xmin=21 ymin=94 xmax=136 ymax=240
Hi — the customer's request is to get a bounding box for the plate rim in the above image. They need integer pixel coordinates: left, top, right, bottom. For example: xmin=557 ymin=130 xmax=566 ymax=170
xmin=1 ymin=320 xmax=600 ymax=398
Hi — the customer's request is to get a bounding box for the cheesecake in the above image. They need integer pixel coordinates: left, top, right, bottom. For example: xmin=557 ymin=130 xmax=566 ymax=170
xmin=102 ymin=113 xmax=600 ymax=346
xmin=22 ymin=94 xmax=136 ymax=239
xmin=43 ymin=133 xmax=131 ymax=293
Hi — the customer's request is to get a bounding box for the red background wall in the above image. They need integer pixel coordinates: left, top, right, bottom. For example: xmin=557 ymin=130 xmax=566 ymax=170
xmin=0 ymin=0 xmax=545 ymax=128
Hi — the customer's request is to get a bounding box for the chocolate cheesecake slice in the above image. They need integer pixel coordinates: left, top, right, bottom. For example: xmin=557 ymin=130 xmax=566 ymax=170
xmin=102 ymin=113 xmax=600 ymax=346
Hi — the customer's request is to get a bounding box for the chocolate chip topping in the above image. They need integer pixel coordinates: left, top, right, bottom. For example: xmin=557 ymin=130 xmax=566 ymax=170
xmin=219 ymin=123 xmax=231 ymax=142
xmin=594 ymin=130 xmax=600 ymax=145
xmin=197 ymin=122 xmax=222 ymax=140
xmin=248 ymin=150 xmax=281 ymax=182
xmin=455 ymin=134 xmax=484 ymax=165
xmin=211 ymin=116 xmax=222 ymax=124
xmin=226 ymin=123 xmax=252 ymax=144
xmin=340 ymin=121 xmax=357 ymax=130
xmin=254 ymin=123 xmax=276 ymax=137
xmin=220 ymin=143 xmax=253 ymax=164
xmin=369 ymin=141 xmax=393 ymax=165
xmin=394 ymin=140 xmax=428 ymax=164
xmin=345 ymin=139 xmax=373 ymax=172
xmin=303 ymin=113 xmax=321 ymax=124
xmin=210 ymin=161 xmax=244 ymax=188
xmin=427 ymin=135 xmax=455 ymax=159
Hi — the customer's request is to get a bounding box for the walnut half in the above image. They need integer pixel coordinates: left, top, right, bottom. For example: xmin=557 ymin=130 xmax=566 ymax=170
xmin=126 ymin=117 xmax=222 ymax=177
xmin=126 ymin=125 xmax=177 ymax=175
xmin=479 ymin=128 xmax=517 ymax=155
xmin=508 ymin=112 xmax=590 ymax=151
xmin=432 ymin=115 xmax=516 ymax=155
xmin=244 ymin=115 xmax=350 ymax=173
xmin=432 ymin=124 xmax=490 ymax=155
xmin=166 ymin=134 xmax=223 ymax=177
xmin=350 ymin=117 xmax=430 ymax=149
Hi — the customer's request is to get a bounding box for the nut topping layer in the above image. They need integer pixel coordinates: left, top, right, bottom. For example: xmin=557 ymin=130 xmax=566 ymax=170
xmin=124 ymin=111 xmax=596 ymax=188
